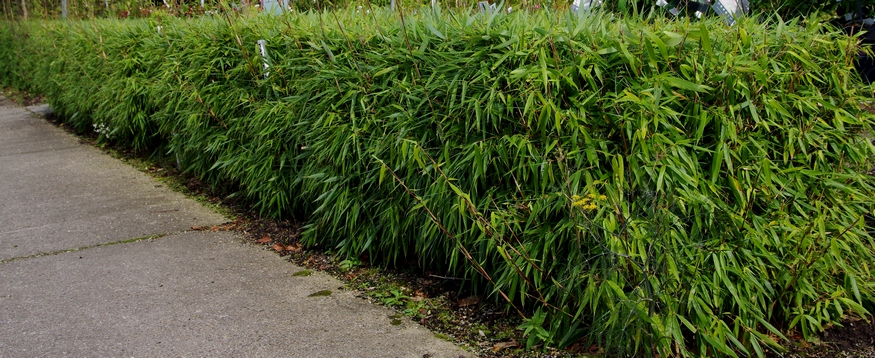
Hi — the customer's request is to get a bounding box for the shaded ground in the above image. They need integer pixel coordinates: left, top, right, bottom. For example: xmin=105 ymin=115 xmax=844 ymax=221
xmin=0 ymin=87 xmax=44 ymax=106
xmin=784 ymin=318 xmax=875 ymax=358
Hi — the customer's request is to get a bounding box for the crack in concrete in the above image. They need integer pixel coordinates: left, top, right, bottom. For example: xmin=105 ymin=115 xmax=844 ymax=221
xmin=0 ymin=146 xmax=82 ymax=158
xmin=0 ymin=232 xmax=175 ymax=264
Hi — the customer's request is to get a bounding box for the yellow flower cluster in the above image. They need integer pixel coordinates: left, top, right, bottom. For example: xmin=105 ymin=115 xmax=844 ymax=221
xmin=571 ymin=193 xmax=606 ymax=211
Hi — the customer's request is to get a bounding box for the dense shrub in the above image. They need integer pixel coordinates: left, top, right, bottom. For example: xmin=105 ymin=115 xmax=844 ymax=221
xmin=2 ymin=9 xmax=874 ymax=356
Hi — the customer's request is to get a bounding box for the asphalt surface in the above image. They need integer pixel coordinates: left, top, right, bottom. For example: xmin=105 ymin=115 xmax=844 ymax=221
xmin=0 ymin=95 xmax=470 ymax=357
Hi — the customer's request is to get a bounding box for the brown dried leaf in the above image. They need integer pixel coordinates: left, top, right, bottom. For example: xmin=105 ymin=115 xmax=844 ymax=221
xmin=191 ymin=226 xmax=207 ymax=231
xmin=256 ymin=236 xmax=272 ymax=244
xmin=271 ymin=243 xmax=285 ymax=252
xmin=493 ymin=340 xmax=519 ymax=352
xmin=209 ymin=219 xmax=243 ymax=232
xmin=458 ymin=295 xmax=481 ymax=307
xmin=285 ymin=243 xmax=302 ymax=252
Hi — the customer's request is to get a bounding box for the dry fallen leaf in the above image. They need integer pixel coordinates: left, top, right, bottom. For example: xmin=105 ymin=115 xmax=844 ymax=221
xmin=195 ymin=219 xmax=243 ymax=232
xmin=493 ymin=340 xmax=519 ymax=352
xmin=256 ymin=236 xmax=272 ymax=244
xmin=285 ymin=243 xmax=302 ymax=252
xmin=458 ymin=295 xmax=481 ymax=307
xmin=271 ymin=243 xmax=285 ymax=252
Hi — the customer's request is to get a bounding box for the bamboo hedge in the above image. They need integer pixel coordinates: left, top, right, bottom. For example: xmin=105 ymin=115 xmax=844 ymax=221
xmin=2 ymin=9 xmax=875 ymax=356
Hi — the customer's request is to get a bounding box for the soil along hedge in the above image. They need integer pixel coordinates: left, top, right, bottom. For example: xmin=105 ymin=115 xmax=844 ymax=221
xmin=3 ymin=10 xmax=875 ymax=356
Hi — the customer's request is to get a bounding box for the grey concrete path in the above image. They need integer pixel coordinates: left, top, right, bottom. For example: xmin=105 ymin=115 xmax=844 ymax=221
xmin=0 ymin=95 xmax=470 ymax=357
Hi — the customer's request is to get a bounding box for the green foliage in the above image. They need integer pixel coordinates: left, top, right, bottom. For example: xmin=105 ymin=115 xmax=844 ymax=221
xmin=518 ymin=308 xmax=552 ymax=347
xmin=2 ymin=9 xmax=875 ymax=356
xmin=0 ymin=0 xmax=221 ymax=20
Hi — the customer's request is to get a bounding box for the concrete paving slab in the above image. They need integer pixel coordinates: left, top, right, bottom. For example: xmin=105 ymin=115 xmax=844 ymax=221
xmin=0 ymin=101 xmax=73 ymax=156
xmin=0 ymin=95 xmax=14 ymax=108
xmin=0 ymin=231 xmax=469 ymax=357
xmin=0 ymin=99 xmax=227 ymax=261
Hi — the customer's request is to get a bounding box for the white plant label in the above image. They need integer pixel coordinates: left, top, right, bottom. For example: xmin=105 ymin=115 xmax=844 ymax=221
xmin=257 ymin=39 xmax=270 ymax=79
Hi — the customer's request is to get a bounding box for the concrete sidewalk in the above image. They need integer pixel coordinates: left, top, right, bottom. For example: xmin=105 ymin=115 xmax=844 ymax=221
xmin=0 ymin=95 xmax=469 ymax=357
